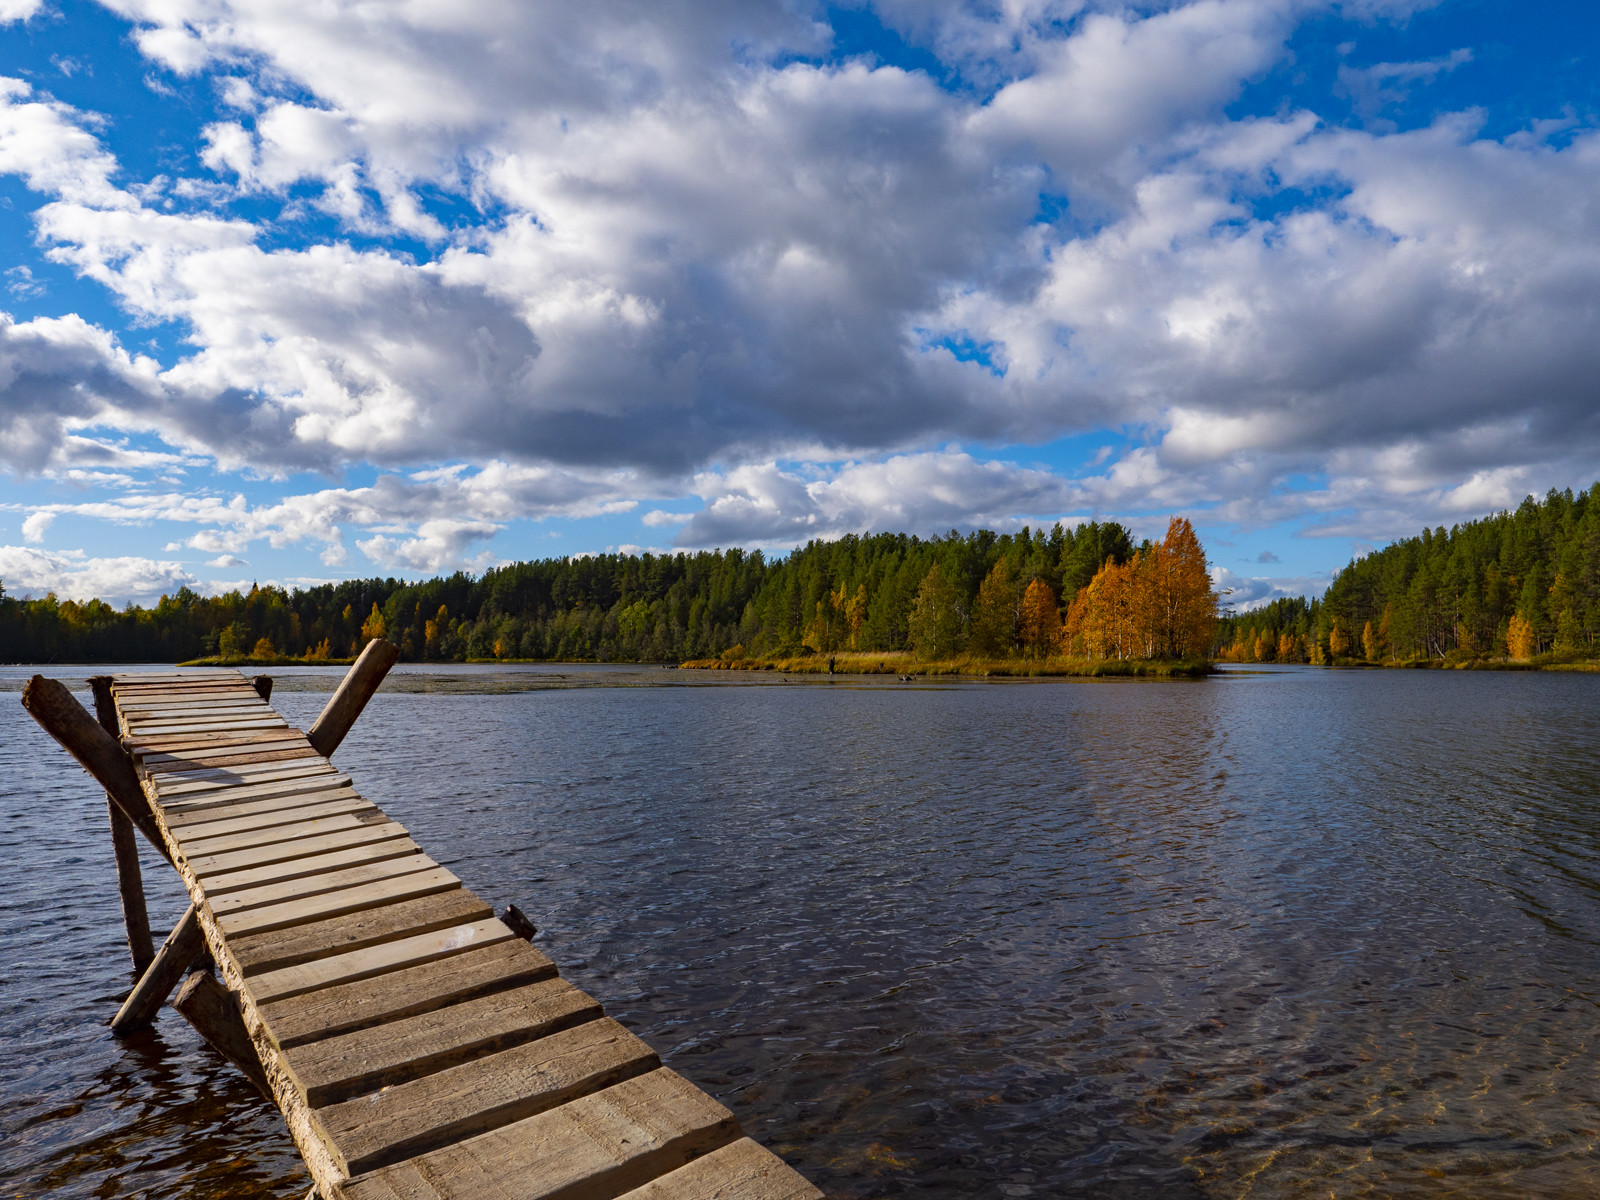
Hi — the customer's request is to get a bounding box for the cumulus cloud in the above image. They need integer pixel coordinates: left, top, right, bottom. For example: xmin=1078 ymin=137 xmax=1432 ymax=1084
xmin=0 ymin=544 xmax=196 ymax=603
xmin=0 ymin=0 xmax=1593 ymax=569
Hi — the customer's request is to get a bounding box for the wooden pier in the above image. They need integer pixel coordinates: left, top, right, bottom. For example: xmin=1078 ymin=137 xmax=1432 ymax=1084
xmin=24 ymin=647 xmax=822 ymax=1200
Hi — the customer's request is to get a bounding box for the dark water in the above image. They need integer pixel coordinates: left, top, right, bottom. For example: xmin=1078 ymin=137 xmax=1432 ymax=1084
xmin=4 ymin=665 xmax=1600 ymax=1198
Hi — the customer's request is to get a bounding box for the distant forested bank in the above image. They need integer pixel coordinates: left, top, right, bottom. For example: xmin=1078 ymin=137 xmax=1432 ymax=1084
xmin=0 ymin=518 xmax=1218 ymax=666
xmin=1220 ymin=484 xmax=1600 ymax=666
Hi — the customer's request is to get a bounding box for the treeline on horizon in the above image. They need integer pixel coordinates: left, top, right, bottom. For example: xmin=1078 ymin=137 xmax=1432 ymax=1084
xmin=1220 ymin=483 xmax=1600 ymax=664
xmin=0 ymin=519 xmax=1213 ymax=665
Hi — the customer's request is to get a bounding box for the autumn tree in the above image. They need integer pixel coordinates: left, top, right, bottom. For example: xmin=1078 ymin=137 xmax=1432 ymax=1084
xmin=908 ymin=562 xmax=964 ymax=660
xmin=1328 ymin=618 xmax=1351 ymax=659
xmin=1142 ymin=517 xmax=1218 ymax=657
xmin=1067 ymin=556 xmax=1139 ymax=659
xmin=1018 ymin=578 xmax=1062 ymax=659
xmin=360 ymin=602 xmax=386 ymax=644
xmin=1362 ymin=620 xmax=1379 ymax=662
xmin=1507 ymin=612 xmax=1537 ymax=659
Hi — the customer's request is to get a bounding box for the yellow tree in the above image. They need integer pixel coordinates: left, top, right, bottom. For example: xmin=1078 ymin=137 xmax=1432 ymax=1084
xmin=845 ymin=583 xmax=868 ymax=649
xmin=1140 ymin=517 xmax=1219 ymax=657
xmin=1328 ymin=618 xmax=1351 ymax=659
xmin=360 ymin=602 xmax=386 ymax=645
xmin=1018 ymin=578 xmax=1062 ymax=659
xmin=1072 ymin=556 xmax=1139 ymax=659
xmin=1507 ymin=612 xmax=1537 ymax=659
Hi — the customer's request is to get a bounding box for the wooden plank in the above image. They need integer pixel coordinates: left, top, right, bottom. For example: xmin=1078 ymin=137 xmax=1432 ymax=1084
xmin=610 ymin=1139 xmax=824 ymax=1200
xmin=287 ymin=976 xmax=601 ymax=1106
xmin=175 ymin=808 xmax=393 ymax=859
xmin=161 ymin=774 xmax=352 ymax=816
xmin=127 ymin=708 xmax=284 ymax=724
xmin=200 ymin=836 xmax=423 ymax=896
xmin=165 ymin=784 xmax=361 ymax=829
xmin=125 ymin=729 xmax=308 ymax=753
xmin=261 ymin=938 xmax=555 ymax=1047
xmin=211 ymin=852 xmax=440 ymax=916
xmin=144 ymin=746 xmax=321 ymax=773
xmin=232 ymin=888 xmax=493 ymax=976
xmin=336 ymin=1068 xmax=741 ymax=1200
xmin=132 ymin=718 xmax=289 ymax=736
xmin=247 ymin=916 xmax=514 ymax=1005
xmin=188 ymin=820 xmax=411 ymax=879
xmin=151 ymin=756 xmax=332 ymax=785
xmin=118 ymin=691 xmax=262 ymax=705
xmin=217 ymin=866 xmax=461 ymax=939
xmin=119 ymin=697 xmax=269 ymax=712
xmin=317 ymin=1017 xmax=659 ymax=1175
xmin=173 ymin=794 xmax=380 ymax=845
xmin=156 ymin=761 xmax=339 ymax=798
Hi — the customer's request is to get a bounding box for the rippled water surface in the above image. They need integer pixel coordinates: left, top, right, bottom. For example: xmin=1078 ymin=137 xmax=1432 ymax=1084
xmin=4 ymin=664 xmax=1600 ymax=1198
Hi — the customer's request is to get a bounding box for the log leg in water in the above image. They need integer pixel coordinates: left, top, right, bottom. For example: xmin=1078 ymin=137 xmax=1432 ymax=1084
xmin=111 ymin=904 xmax=206 ymax=1034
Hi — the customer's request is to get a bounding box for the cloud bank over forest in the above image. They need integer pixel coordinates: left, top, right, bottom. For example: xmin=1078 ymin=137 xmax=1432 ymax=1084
xmin=0 ymin=0 xmax=1596 ymax=601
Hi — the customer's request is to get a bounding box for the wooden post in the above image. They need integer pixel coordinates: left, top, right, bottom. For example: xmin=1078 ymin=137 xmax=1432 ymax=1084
xmin=253 ymin=674 xmax=273 ymax=701
xmin=22 ymin=675 xmax=171 ymax=865
xmin=173 ymin=969 xmax=272 ymax=1097
xmin=111 ymin=904 xmax=206 ymax=1034
xmin=501 ymin=903 xmax=538 ymax=940
xmin=89 ymin=676 xmax=156 ymax=974
xmin=307 ymin=638 xmax=399 ymax=759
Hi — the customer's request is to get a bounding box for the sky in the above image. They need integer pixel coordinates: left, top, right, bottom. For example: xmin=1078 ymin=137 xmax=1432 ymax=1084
xmin=0 ymin=0 xmax=1597 ymax=608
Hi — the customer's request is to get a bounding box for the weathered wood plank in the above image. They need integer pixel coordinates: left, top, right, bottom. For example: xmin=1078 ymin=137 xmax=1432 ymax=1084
xmin=232 ymin=889 xmax=493 ymax=976
xmin=317 ymin=1017 xmax=659 ymax=1175
xmin=308 ymin=639 xmax=400 ymax=759
xmin=160 ymin=775 xmax=353 ymax=815
xmin=137 ymin=737 xmax=306 ymax=763
xmin=201 ymin=836 xmax=424 ymax=897
xmin=125 ymin=730 xmax=308 ymax=755
xmin=187 ymin=821 xmax=412 ymax=879
xmin=119 ymin=697 xmax=270 ymax=713
xmin=336 ymin=1068 xmax=741 ymax=1200
xmin=287 ymin=976 xmax=601 ymax=1106
xmin=153 ymin=761 xmax=337 ymax=790
xmin=247 ymin=916 xmax=514 ymax=1005
xmin=175 ymin=808 xmax=392 ymax=859
xmin=131 ymin=718 xmax=289 ymax=736
xmin=111 ymin=904 xmax=206 ymax=1034
xmin=165 ymin=785 xmax=362 ymax=829
xmin=145 ymin=746 xmax=323 ymax=774
xmin=262 ymin=937 xmax=555 ymax=1048
xmin=217 ymin=866 xmax=461 ymax=939
xmin=174 ymin=795 xmax=380 ymax=845
xmin=610 ymin=1139 xmax=824 ymax=1200
xmin=210 ymin=852 xmax=439 ymax=917
xmin=155 ymin=761 xmax=339 ymax=798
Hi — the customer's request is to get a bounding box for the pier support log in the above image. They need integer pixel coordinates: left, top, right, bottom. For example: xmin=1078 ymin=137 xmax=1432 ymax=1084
xmin=501 ymin=903 xmax=538 ymax=940
xmin=22 ymin=675 xmax=171 ymax=864
xmin=253 ymin=674 xmax=274 ymax=701
xmin=307 ymin=638 xmax=399 ymax=759
xmin=173 ymin=970 xmax=272 ymax=1097
xmin=112 ymin=904 xmax=206 ymax=1034
xmin=89 ymin=676 xmax=156 ymax=974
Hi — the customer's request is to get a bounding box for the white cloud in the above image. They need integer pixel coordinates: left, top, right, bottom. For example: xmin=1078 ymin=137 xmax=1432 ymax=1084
xmin=0 ymin=0 xmax=45 ymax=22
xmin=20 ymin=510 xmax=51 ymax=542
xmin=0 ymin=544 xmax=196 ymax=603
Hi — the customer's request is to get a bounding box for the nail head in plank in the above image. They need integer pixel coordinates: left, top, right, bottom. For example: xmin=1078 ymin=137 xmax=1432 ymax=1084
xmin=317 ymin=1017 xmax=659 ymax=1175
xmin=232 ymin=888 xmax=493 ymax=977
xmin=335 ymin=1068 xmax=741 ymax=1200
xmin=247 ymin=916 xmax=514 ymax=1006
xmin=262 ymin=937 xmax=555 ymax=1048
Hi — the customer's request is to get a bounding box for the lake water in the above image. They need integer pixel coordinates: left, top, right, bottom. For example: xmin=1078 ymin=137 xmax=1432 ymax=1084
xmin=3 ymin=664 xmax=1600 ymax=1198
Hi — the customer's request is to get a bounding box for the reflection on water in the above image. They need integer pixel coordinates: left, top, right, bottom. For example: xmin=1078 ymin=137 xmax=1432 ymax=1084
xmin=4 ymin=665 xmax=1600 ymax=1197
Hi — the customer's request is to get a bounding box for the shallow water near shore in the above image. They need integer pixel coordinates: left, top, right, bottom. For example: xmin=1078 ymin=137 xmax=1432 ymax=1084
xmin=4 ymin=663 xmax=1600 ymax=1197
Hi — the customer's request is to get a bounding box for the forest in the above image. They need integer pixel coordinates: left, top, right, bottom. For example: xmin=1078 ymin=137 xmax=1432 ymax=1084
xmin=0 ymin=518 xmax=1217 ymax=665
xmin=1218 ymin=483 xmax=1600 ymax=664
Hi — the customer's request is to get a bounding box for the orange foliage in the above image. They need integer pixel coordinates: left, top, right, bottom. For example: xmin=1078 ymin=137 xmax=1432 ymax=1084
xmin=1068 ymin=517 xmax=1218 ymax=660
xmin=1018 ymin=578 xmax=1062 ymax=658
xmin=1507 ymin=612 xmax=1537 ymax=659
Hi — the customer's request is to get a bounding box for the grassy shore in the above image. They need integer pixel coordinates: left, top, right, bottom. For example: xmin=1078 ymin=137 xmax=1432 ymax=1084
xmin=178 ymin=654 xmax=356 ymax=667
xmin=679 ymin=649 xmax=1213 ymax=677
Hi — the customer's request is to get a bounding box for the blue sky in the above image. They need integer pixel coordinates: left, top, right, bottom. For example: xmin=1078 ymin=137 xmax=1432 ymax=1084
xmin=0 ymin=0 xmax=1597 ymax=607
